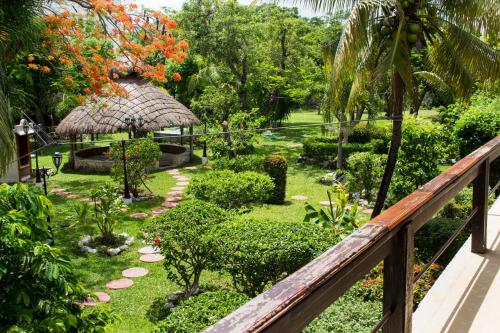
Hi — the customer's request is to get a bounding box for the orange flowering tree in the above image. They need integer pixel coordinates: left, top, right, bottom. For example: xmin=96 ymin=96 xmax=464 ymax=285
xmin=28 ymin=0 xmax=188 ymax=102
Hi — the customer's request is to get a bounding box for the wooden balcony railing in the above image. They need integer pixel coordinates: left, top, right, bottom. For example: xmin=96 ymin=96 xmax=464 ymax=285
xmin=205 ymin=135 xmax=500 ymax=333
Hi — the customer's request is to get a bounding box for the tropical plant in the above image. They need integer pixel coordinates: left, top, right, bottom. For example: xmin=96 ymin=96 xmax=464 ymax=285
xmin=91 ymin=183 xmax=123 ymax=244
xmin=346 ymin=152 xmax=386 ymax=203
xmin=0 ymin=183 xmax=113 ymax=331
xmin=110 ymin=139 xmax=160 ymax=197
xmin=262 ymin=154 xmax=288 ymax=204
xmin=309 ymin=0 xmax=500 ymax=217
xmin=143 ymin=200 xmax=229 ymax=299
xmin=304 ymin=183 xmax=360 ymax=239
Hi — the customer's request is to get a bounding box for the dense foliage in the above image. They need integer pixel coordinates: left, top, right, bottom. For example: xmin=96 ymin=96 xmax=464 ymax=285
xmin=144 ymin=200 xmax=228 ymax=298
xmin=302 ymin=137 xmax=374 ymax=162
xmin=90 ymin=182 xmax=123 ymax=245
xmin=262 ymin=154 xmax=288 ymax=204
xmin=209 ymin=218 xmax=334 ymax=296
xmin=153 ymin=291 xmax=249 ymax=333
xmin=211 ymin=154 xmax=264 ymax=173
xmin=347 ymin=152 xmax=386 ymax=204
xmin=187 ymin=170 xmax=274 ymax=209
xmin=0 ymin=184 xmax=112 ymax=332
xmin=111 ymin=139 xmax=160 ymax=197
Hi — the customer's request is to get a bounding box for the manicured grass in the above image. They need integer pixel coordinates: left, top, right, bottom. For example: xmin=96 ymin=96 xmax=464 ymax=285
xmin=35 ymin=108 xmax=373 ymax=332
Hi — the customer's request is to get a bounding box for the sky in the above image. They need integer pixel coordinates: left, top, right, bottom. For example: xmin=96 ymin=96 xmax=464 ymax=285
xmin=132 ymin=0 xmax=328 ymax=18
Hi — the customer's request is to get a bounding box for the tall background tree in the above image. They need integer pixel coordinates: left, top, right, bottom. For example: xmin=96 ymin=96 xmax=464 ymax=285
xmin=305 ymin=0 xmax=500 ymax=216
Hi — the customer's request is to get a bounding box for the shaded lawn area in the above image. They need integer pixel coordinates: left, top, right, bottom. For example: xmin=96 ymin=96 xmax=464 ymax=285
xmin=35 ymin=108 xmax=372 ymax=332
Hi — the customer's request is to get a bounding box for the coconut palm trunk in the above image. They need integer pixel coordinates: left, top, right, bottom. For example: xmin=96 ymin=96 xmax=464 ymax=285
xmin=372 ymin=71 xmax=404 ymax=217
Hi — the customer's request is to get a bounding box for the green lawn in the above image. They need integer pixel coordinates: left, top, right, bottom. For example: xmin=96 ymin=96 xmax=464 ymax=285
xmin=36 ymin=108 xmax=373 ymax=332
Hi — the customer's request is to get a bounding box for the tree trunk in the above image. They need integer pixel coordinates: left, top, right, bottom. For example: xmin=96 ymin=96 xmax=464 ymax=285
xmin=336 ymin=113 xmax=346 ymax=170
xmin=222 ymin=121 xmax=236 ymax=158
xmin=371 ymin=71 xmax=405 ymax=218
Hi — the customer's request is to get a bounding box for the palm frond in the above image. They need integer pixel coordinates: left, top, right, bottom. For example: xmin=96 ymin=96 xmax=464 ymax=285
xmin=437 ymin=0 xmax=499 ymax=37
xmin=414 ymin=71 xmax=453 ymax=97
xmin=299 ymin=0 xmax=393 ymax=15
xmin=0 ymin=87 xmax=14 ymax=177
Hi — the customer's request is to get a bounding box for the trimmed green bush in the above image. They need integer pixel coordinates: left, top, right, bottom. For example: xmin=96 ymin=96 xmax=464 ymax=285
xmin=303 ymin=139 xmax=373 ymax=161
xmin=209 ymin=218 xmax=335 ymax=296
xmin=454 ymin=97 xmax=500 ymax=157
xmin=211 ymin=154 xmax=264 ymax=173
xmin=143 ymin=200 xmax=228 ymax=298
xmin=262 ymin=154 xmax=288 ymax=204
xmin=153 ymin=291 xmax=249 ymax=333
xmin=347 ymin=152 xmax=386 ymax=204
xmin=187 ymin=170 xmax=274 ymax=209
xmin=349 ymin=123 xmax=389 ymax=144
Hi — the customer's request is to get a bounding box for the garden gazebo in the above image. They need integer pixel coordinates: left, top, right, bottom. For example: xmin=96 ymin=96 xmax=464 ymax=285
xmin=56 ymin=74 xmax=200 ymax=169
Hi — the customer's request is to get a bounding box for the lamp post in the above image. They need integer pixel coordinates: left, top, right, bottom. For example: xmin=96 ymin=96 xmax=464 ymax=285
xmin=202 ymin=123 xmax=208 ymax=165
xmin=52 ymin=152 xmax=63 ymax=173
xmin=122 ymin=140 xmax=132 ymax=204
xmin=124 ymin=115 xmax=145 ymax=139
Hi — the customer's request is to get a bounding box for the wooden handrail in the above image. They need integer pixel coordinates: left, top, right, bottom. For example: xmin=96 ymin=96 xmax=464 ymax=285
xmin=206 ymin=135 xmax=500 ymax=333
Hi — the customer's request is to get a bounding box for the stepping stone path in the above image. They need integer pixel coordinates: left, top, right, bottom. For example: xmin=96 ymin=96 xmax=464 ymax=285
xmin=319 ymin=201 xmax=332 ymax=206
xmin=362 ymin=208 xmax=373 ymax=215
xmin=48 ymin=183 xmax=61 ymax=188
xmin=176 ymin=182 xmax=190 ymax=186
xmin=67 ymin=194 xmax=81 ymax=199
xmin=173 ymin=175 xmax=190 ymax=181
xmin=171 ymin=186 xmax=186 ymax=191
xmin=120 ymin=207 xmax=129 ymax=212
xmin=152 ymin=208 xmax=168 ymax=215
xmin=291 ymin=195 xmax=308 ymax=201
xmin=122 ymin=267 xmax=149 ymax=278
xmin=106 ymin=278 xmax=134 ymax=289
xmin=138 ymin=246 xmax=161 ymax=254
xmin=287 ymin=143 xmax=303 ymax=148
xmin=51 ymin=188 xmax=66 ymax=193
xmin=130 ymin=212 xmax=149 ymax=219
xmin=94 ymin=292 xmax=110 ymax=303
xmin=161 ymin=201 xmax=178 ymax=208
xmin=167 ymin=190 xmax=184 ymax=196
xmin=184 ymin=166 xmax=197 ymax=170
xmin=140 ymin=253 xmax=165 ymax=263
xmin=166 ymin=196 xmax=183 ymax=202
xmin=167 ymin=169 xmax=181 ymax=174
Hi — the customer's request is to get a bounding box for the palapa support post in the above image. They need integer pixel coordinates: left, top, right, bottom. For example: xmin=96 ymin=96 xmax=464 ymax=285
xmin=189 ymin=125 xmax=194 ymax=161
xmin=180 ymin=126 xmax=184 ymax=145
xmin=68 ymin=134 xmax=76 ymax=169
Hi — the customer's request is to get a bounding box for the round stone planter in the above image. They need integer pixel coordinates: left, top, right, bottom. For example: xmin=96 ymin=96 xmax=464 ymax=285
xmin=78 ymin=232 xmax=134 ymax=256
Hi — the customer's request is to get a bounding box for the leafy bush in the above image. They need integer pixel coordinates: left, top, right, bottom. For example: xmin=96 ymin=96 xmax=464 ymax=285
xmin=143 ymin=200 xmax=228 ymax=298
xmin=347 ymin=152 xmax=386 ymax=203
xmin=303 ymin=293 xmax=381 ymax=333
xmin=415 ymin=217 xmax=470 ymax=266
xmin=435 ymin=102 xmax=466 ymax=126
xmin=0 ymin=184 xmax=113 ymax=331
xmin=153 ymin=291 xmax=249 ymax=333
xmin=302 ymin=138 xmax=373 ymax=161
xmin=348 ymin=123 xmax=389 ymax=144
xmin=212 ymin=154 xmax=264 ymax=173
xmin=389 ymin=118 xmax=449 ymax=203
xmin=209 ymin=218 xmax=334 ymax=296
xmin=91 ymin=182 xmax=123 ymax=244
xmin=454 ymin=96 xmax=500 ymax=157
xmin=262 ymin=154 xmax=288 ymax=204
xmin=111 ymin=139 xmax=160 ymax=197
xmin=440 ymin=187 xmax=473 ymax=220
xmin=187 ymin=170 xmax=274 ymax=209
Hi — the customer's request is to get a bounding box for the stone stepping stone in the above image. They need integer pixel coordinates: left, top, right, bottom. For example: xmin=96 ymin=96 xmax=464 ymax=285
xmin=167 ymin=190 xmax=184 ymax=196
xmin=48 ymin=183 xmax=61 ymax=188
xmin=94 ymin=291 xmax=110 ymax=303
xmin=120 ymin=207 xmax=129 ymax=212
xmin=59 ymin=191 xmax=72 ymax=197
xmin=67 ymin=194 xmax=81 ymax=199
xmin=81 ymin=298 xmax=98 ymax=307
xmin=319 ymin=201 xmax=332 ymax=206
xmin=362 ymin=208 xmax=373 ymax=215
xmin=176 ymin=182 xmax=190 ymax=186
xmin=173 ymin=176 xmax=190 ymax=181
xmin=161 ymin=202 xmax=178 ymax=208
xmin=171 ymin=186 xmax=186 ymax=191
xmin=130 ymin=212 xmax=149 ymax=219
xmin=287 ymin=143 xmax=303 ymax=148
xmin=291 ymin=195 xmax=308 ymax=201
xmin=106 ymin=278 xmax=134 ymax=289
xmin=51 ymin=188 xmax=67 ymax=193
xmin=152 ymin=208 xmax=168 ymax=214
xmin=166 ymin=196 xmax=183 ymax=202
xmin=140 ymin=253 xmax=165 ymax=263
xmin=138 ymin=246 xmax=160 ymax=254
xmin=122 ymin=267 xmax=149 ymax=278
xmin=184 ymin=166 xmax=197 ymax=170
xmin=79 ymin=197 xmax=92 ymax=202
xmin=167 ymin=170 xmax=181 ymax=175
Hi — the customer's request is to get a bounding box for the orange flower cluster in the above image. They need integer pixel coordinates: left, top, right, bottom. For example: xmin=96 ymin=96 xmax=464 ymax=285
xmin=42 ymin=0 xmax=189 ymax=97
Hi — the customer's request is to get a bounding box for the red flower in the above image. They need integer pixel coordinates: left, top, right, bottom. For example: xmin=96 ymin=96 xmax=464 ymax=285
xmin=124 ymin=155 xmax=129 ymax=161
xmin=172 ymin=72 xmax=181 ymax=81
xmin=154 ymin=236 xmax=161 ymax=245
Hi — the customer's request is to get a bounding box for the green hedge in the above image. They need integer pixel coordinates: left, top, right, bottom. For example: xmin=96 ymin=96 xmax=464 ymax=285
xmin=262 ymin=154 xmax=288 ymax=204
xmin=302 ymin=138 xmax=374 ymax=161
xmin=153 ymin=291 xmax=249 ymax=333
xmin=209 ymin=218 xmax=334 ymax=296
xmin=349 ymin=123 xmax=389 ymax=144
xmin=187 ymin=170 xmax=274 ymax=209
xmin=211 ymin=154 xmax=264 ymax=173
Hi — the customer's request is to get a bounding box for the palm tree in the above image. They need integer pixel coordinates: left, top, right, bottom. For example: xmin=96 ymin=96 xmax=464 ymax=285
xmin=303 ymin=0 xmax=500 ymax=216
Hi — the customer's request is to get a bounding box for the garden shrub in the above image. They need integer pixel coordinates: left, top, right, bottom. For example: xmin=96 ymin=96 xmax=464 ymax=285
xmin=0 ymin=184 xmax=113 ymax=332
xmin=91 ymin=182 xmax=123 ymax=244
xmin=454 ymin=96 xmax=500 ymax=157
xmin=153 ymin=291 xmax=249 ymax=333
xmin=435 ymin=102 xmax=466 ymax=126
xmin=440 ymin=187 xmax=473 ymax=220
xmin=389 ymin=118 xmax=448 ymax=204
xmin=348 ymin=123 xmax=389 ymax=144
xmin=111 ymin=139 xmax=160 ymax=197
xmin=302 ymin=138 xmax=373 ymax=161
xmin=212 ymin=154 xmax=264 ymax=173
xmin=187 ymin=170 xmax=274 ymax=209
xmin=209 ymin=218 xmax=335 ymax=296
xmin=143 ymin=200 xmax=228 ymax=298
xmin=303 ymin=293 xmax=381 ymax=333
xmin=415 ymin=217 xmax=470 ymax=266
xmin=262 ymin=154 xmax=288 ymax=204
xmin=347 ymin=152 xmax=386 ymax=204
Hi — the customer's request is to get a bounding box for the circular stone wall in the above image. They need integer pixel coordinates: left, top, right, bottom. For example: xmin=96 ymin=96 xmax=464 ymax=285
xmin=74 ymin=146 xmax=113 ymax=172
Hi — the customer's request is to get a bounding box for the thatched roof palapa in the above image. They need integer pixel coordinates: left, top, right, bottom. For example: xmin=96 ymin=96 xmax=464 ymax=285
xmin=56 ymin=75 xmax=200 ymax=136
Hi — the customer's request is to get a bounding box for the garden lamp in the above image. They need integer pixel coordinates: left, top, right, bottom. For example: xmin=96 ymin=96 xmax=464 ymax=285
xmin=137 ymin=116 xmax=145 ymax=128
xmin=23 ymin=121 xmax=30 ymax=136
xmin=52 ymin=152 xmax=63 ymax=173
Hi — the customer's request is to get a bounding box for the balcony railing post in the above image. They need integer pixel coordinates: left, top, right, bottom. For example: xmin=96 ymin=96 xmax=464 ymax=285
xmin=471 ymin=158 xmax=490 ymax=254
xmin=383 ymin=225 xmax=414 ymax=333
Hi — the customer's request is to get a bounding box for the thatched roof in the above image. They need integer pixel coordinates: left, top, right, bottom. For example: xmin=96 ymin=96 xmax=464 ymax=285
xmin=55 ymin=75 xmax=200 ymax=136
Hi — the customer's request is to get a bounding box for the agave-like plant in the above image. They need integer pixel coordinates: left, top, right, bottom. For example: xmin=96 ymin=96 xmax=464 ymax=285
xmin=305 ymin=0 xmax=500 ymax=216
